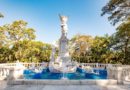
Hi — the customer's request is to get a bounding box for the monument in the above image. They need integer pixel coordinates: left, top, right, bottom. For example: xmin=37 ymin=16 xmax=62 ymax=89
xmin=49 ymin=15 xmax=77 ymax=73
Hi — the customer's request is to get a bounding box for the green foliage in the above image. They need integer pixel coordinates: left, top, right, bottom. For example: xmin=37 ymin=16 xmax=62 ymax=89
xmin=70 ymin=33 xmax=130 ymax=64
xmin=101 ymin=0 xmax=130 ymax=25
xmin=101 ymin=0 xmax=130 ymax=64
xmin=0 ymin=46 xmax=12 ymax=63
xmin=70 ymin=34 xmax=93 ymax=63
xmin=91 ymin=35 xmax=111 ymax=63
xmin=113 ymin=21 xmax=130 ymax=64
xmin=11 ymin=40 xmax=51 ymax=63
xmin=0 ymin=15 xmax=129 ymax=64
xmin=4 ymin=20 xmax=36 ymax=42
xmin=0 ymin=20 xmax=51 ymax=63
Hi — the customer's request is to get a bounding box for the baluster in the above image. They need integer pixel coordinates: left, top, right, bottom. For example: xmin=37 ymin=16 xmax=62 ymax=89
xmin=0 ymin=68 xmax=2 ymax=76
xmin=1 ymin=68 xmax=4 ymax=76
xmin=2 ymin=68 xmax=4 ymax=76
xmin=3 ymin=68 xmax=6 ymax=77
xmin=6 ymin=68 xmax=9 ymax=76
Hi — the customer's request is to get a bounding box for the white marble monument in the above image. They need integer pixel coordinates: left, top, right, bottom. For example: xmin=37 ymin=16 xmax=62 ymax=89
xmin=49 ymin=15 xmax=77 ymax=73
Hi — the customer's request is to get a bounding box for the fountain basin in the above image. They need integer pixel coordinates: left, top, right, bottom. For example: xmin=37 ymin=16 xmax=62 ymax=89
xmin=23 ymin=68 xmax=107 ymax=80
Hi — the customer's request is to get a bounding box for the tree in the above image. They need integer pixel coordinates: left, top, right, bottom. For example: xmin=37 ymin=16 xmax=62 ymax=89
xmin=3 ymin=20 xmax=36 ymax=44
xmin=0 ymin=13 xmax=4 ymax=18
xmin=0 ymin=46 xmax=12 ymax=63
xmin=101 ymin=0 xmax=130 ymax=64
xmin=90 ymin=35 xmax=113 ymax=63
xmin=114 ymin=21 xmax=130 ymax=64
xmin=70 ymin=34 xmax=93 ymax=63
xmin=0 ymin=27 xmax=7 ymax=48
xmin=11 ymin=40 xmax=51 ymax=62
xmin=0 ymin=20 xmax=36 ymax=47
xmin=0 ymin=13 xmax=5 ymax=47
xmin=101 ymin=0 xmax=130 ymax=25
xmin=0 ymin=20 xmax=37 ymax=63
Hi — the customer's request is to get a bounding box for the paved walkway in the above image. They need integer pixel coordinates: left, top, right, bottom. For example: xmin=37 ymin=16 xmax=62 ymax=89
xmin=0 ymin=81 xmax=130 ymax=90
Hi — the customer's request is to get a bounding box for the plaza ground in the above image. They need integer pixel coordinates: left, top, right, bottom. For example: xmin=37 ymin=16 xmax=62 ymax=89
xmin=0 ymin=80 xmax=130 ymax=90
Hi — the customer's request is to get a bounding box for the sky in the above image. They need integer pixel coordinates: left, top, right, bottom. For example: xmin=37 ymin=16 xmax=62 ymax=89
xmin=0 ymin=0 xmax=116 ymax=43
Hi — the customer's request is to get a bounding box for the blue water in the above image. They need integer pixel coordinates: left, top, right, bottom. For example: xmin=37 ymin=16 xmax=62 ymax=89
xmin=23 ymin=68 xmax=107 ymax=80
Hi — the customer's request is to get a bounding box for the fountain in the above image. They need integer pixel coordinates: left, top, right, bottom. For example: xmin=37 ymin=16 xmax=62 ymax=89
xmin=22 ymin=15 xmax=107 ymax=80
xmin=49 ymin=15 xmax=77 ymax=73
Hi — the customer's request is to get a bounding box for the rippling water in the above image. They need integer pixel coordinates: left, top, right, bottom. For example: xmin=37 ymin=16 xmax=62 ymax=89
xmin=23 ymin=68 xmax=107 ymax=80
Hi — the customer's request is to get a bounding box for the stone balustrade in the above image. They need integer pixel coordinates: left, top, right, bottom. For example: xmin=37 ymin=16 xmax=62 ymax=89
xmin=0 ymin=62 xmax=48 ymax=69
xmin=107 ymin=65 xmax=130 ymax=84
xmin=0 ymin=63 xmax=121 ymax=70
xmin=0 ymin=63 xmax=124 ymax=75
xmin=0 ymin=62 xmax=130 ymax=85
xmin=0 ymin=62 xmax=48 ymax=80
xmin=0 ymin=67 xmax=10 ymax=80
xmin=80 ymin=63 xmax=121 ymax=69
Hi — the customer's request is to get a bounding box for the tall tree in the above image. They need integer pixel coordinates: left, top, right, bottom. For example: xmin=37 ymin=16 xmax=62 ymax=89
xmin=115 ymin=21 xmax=130 ymax=63
xmin=0 ymin=20 xmax=36 ymax=62
xmin=4 ymin=20 xmax=36 ymax=43
xmin=101 ymin=0 xmax=130 ymax=25
xmin=101 ymin=0 xmax=130 ymax=64
xmin=0 ymin=20 xmax=36 ymax=47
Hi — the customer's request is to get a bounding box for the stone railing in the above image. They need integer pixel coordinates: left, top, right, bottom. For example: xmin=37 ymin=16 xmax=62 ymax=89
xmin=0 ymin=62 xmax=121 ymax=69
xmin=0 ymin=62 xmax=48 ymax=80
xmin=0 ymin=67 xmax=10 ymax=80
xmin=0 ymin=62 xmax=48 ymax=68
xmin=0 ymin=62 xmax=130 ymax=85
xmin=107 ymin=65 xmax=130 ymax=84
xmin=80 ymin=63 xmax=121 ymax=69
xmin=0 ymin=62 xmax=120 ymax=80
xmin=0 ymin=63 xmax=122 ymax=79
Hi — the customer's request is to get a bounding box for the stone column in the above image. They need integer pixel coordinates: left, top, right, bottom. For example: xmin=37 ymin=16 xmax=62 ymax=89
xmin=115 ymin=67 xmax=124 ymax=84
xmin=0 ymin=69 xmax=1 ymax=76
xmin=107 ymin=66 xmax=124 ymax=84
xmin=7 ymin=68 xmax=15 ymax=81
xmin=107 ymin=67 xmax=114 ymax=79
xmin=7 ymin=67 xmax=24 ymax=84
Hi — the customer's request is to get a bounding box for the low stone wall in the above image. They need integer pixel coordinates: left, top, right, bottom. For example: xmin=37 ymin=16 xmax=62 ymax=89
xmin=0 ymin=65 xmax=25 ymax=80
xmin=0 ymin=63 xmax=130 ymax=85
xmin=7 ymin=68 xmax=24 ymax=80
xmin=107 ymin=66 xmax=130 ymax=84
xmin=80 ymin=63 xmax=121 ymax=69
xmin=0 ymin=67 xmax=10 ymax=80
xmin=7 ymin=79 xmax=117 ymax=85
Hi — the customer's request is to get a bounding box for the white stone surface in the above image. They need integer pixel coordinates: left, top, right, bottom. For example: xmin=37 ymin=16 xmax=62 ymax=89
xmin=2 ymin=85 xmax=130 ymax=90
xmin=7 ymin=79 xmax=118 ymax=85
xmin=1 ymin=80 xmax=130 ymax=90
